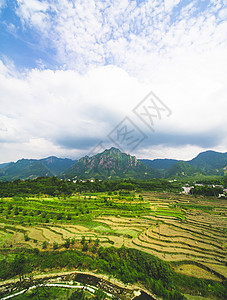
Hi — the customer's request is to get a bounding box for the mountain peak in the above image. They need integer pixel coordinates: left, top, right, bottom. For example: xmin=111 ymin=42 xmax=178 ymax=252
xmin=62 ymin=147 xmax=161 ymax=180
xmin=105 ymin=147 xmax=122 ymax=153
xmin=188 ymin=150 xmax=227 ymax=170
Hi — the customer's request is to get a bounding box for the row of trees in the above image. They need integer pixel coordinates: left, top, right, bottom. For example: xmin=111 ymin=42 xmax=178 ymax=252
xmin=0 ymin=177 xmax=182 ymax=197
xmin=191 ymin=185 xmax=224 ymax=196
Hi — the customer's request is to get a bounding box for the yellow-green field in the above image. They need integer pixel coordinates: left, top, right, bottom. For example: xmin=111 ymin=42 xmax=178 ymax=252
xmin=0 ymin=191 xmax=226 ymax=281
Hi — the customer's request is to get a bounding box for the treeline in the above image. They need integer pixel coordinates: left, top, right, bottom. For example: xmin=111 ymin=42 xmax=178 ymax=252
xmin=191 ymin=185 xmax=224 ymax=196
xmin=0 ymin=177 xmax=74 ymax=197
xmin=179 ymin=175 xmax=227 ymax=187
xmin=194 ymin=177 xmax=227 ymax=186
xmin=0 ymin=247 xmax=226 ymax=299
xmin=0 ymin=177 xmax=181 ymax=197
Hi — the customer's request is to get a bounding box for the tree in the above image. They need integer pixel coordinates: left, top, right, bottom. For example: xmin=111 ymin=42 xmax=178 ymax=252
xmin=91 ymin=244 xmax=97 ymax=253
xmin=53 ymin=242 xmax=58 ymax=250
xmin=94 ymin=288 xmax=106 ymax=300
xmin=68 ymin=289 xmax=89 ymax=300
xmin=82 ymin=242 xmax=88 ymax=252
xmin=12 ymin=253 xmax=27 ymax=281
xmin=24 ymin=234 xmax=29 ymax=241
xmin=94 ymin=238 xmax=99 ymax=247
xmin=14 ymin=206 xmax=19 ymax=215
xmin=64 ymin=238 xmax=71 ymax=249
xmin=42 ymin=241 xmax=48 ymax=249
xmin=57 ymin=213 xmax=63 ymax=220
xmin=224 ymin=176 xmax=227 ymax=188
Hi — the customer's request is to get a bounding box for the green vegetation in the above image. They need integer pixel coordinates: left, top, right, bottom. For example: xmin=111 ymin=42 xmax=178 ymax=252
xmin=61 ymin=147 xmax=162 ymax=180
xmin=13 ymin=287 xmax=88 ymax=300
xmin=0 ymin=157 xmax=76 ymax=182
xmin=0 ymin=176 xmax=226 ymax=300
xmin=0 ymin=176 xmax=182 ymax=198
xmin=13 ymin=286 xmax=112 ymax=300
xmin=167 ymin=161 xmax=206 ymax=178
xmin=0 ymin=160 xmax=54 ymax=181
xmin=0 ymin=190 xmax=153 ymax=227
xmin=0 ymin=149 xmax=226 ymax=182
xmin=191 ymin=185 xmax=223 ymax=196
xmin=188 ymin=150 xmax=227 ymax=171
xmin=0 ymin=247 xmax=226 ymax=299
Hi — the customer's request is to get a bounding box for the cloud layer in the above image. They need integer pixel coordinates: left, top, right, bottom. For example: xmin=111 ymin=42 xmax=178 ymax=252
xmin=0 ymin=0 xmax=226 ymax=162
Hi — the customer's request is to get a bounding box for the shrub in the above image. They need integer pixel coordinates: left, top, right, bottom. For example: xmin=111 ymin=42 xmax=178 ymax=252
xmin=94 ymin=238 xmax=99 ymax=247
xmin=53 ymin=242 xmax=58 ymax=250
xmin=82 ymin=242 xmax=88 ymax=252
xmin=91 ymin=245 xmax=97 ymax=253
xmin=24 ymin=234 xmax=29 ymax=241
xmin=57 ymin=214 xmax=63 ymax=220
xmin=64 ymin=238 xmax=71 ymax=249
xmin=42 ymin=241 xmax=48 ymax=249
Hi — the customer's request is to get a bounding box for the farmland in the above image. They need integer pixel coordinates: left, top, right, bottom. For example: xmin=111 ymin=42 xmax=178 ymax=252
xmin=0 ymin=190 xmax=226 ymax=284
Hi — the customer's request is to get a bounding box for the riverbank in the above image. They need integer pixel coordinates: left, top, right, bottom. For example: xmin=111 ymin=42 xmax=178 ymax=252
xmin=0 ymin=270 xmax=157 ymax=300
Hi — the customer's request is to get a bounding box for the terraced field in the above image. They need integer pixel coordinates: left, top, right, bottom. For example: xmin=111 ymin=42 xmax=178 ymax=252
xmin=0 ymin=191 xmax=226 ymax=281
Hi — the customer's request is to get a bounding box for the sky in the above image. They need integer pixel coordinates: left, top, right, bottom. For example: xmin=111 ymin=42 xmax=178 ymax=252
xmin=0 ymin=0 xmax=227 ymax=163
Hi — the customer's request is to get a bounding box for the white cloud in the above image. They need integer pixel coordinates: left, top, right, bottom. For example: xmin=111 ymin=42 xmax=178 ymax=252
xmin=135 ymin=144 xmax=207 ymax=161
xmin=0 ymin=0 xmax=6 ymax=10
xmin=15 ymin=0 xmax=227 ymax=76
xmin=0 ymin=51 xmax=226 ymax=162
xmin=164 ymin=0 xmax=181 ymax=13
xmin=0 ymin=0 xmax=226 ymax=162
xmin=0 ymin=1 xmax=6 ymax=14
xmin=218 ymin=7 xmax=227 ymax=19
xmin=16 ymin=0 xmax=50 ymax=31
xmin=0 ymin=62 xmax=149 ymax=161
xmin=0 ymin=138 xmax=84 ymax=163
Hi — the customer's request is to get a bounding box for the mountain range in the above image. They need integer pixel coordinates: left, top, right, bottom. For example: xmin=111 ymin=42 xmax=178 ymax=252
xmin=0 ymin=149 xmax=226 ymax=181
xmin=0 ymin=157 xmax=76 ymax=181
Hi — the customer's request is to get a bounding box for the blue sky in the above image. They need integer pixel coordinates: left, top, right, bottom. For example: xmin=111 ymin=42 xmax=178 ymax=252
xmin=0 ymin=0 xmax=226 ymax=162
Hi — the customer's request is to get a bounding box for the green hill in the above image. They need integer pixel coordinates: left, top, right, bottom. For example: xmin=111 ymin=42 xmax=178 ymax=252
xmin=188 ymin=150 xmax=227 ymax=170
xmin=167 ymin=161 xmax=206 ymax=178
xmin=140 ymin=158 xmax=178 ymax=169
xmin=0 ymin=157 xmax=76 ymax=181
xmin=0 ymin=163 xmax=10 ymax=170
xmin=40 ymin=156 xmax=76 ymax=175
xmin=0 ymin=159 xmax=54 ymax=181
xmin=61 ymin=147 xmax=161 ymax=180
